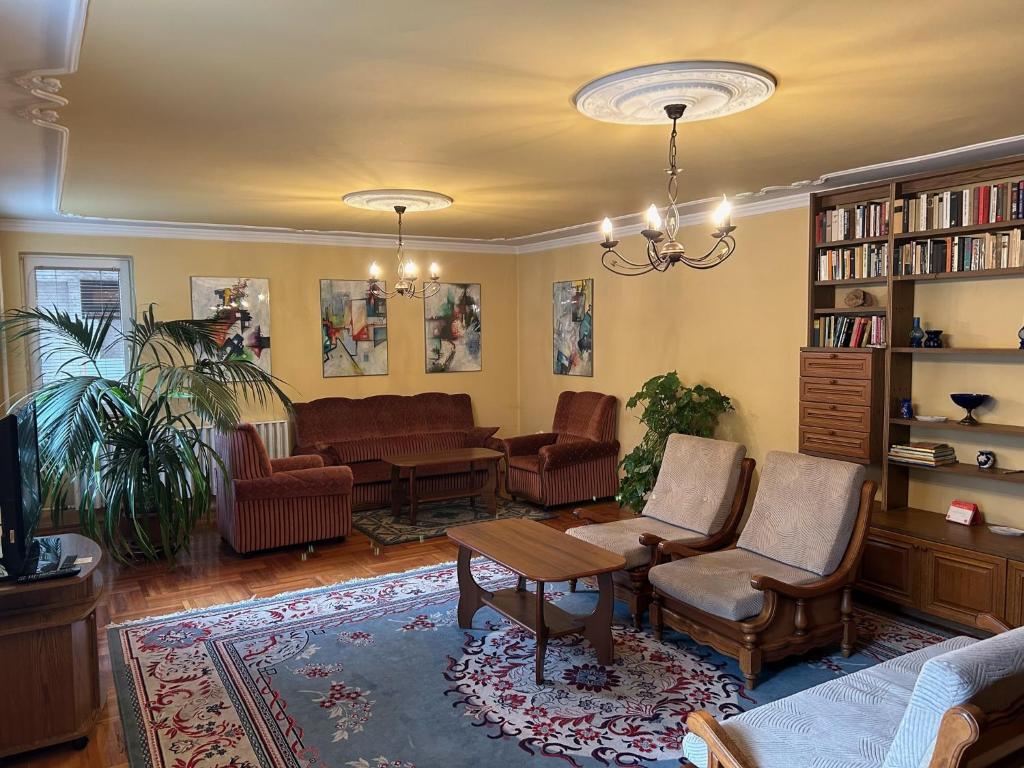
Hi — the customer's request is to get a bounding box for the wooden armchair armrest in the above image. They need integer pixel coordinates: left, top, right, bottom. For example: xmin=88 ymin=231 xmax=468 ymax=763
xmin=687 ymin=712 xmax=755 ymax=768
xmin=657 ymin=540 xmax=707 ymax=560
xmin=572 ymin=507 xmax=637 ymax=525
xmin=975 ymin=613 xmax=1011 ymax=635
xmin=749 ymin=573 xmax=847 ymax=599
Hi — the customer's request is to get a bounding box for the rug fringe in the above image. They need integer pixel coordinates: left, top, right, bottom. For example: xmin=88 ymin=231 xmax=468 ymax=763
xmin=105 ymin=557 xmax=506 ymax=630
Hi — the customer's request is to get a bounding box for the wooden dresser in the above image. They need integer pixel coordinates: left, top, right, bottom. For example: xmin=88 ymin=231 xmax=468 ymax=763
xmin=798 ymin=347 xmax=884 ymax=463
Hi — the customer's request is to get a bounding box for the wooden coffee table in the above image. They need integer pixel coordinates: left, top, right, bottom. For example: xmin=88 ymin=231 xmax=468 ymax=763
xmin=447 ymin=518 xmax=626 ymax=684
xmin=386 ymin=446 xmax=503 ymax=524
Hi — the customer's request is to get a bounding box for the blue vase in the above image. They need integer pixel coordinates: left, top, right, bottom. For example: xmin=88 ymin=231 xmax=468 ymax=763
xmin=909 ymin=317 xmax=925 ymax=348
xmin=899 ymin=398 xmax=914 ymax=419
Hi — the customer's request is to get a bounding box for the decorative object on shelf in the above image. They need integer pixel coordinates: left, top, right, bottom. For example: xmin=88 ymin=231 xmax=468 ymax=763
xmin=909 ymin=317 xmax=925 ymax=348
xmin=424 ymin=283 xmax=482 ymax=373
xmin=843 ymin=289 xmax=874 ymax=308
xmin=573 ymin=61 xmax=772 ymax=278
xmin=989 ymin=525 xmax=1024 ymax=536
xmin=945 ymin=499 xmax=981 ymax=526
xmin=1018 ymin=321 xmax=1024 ymax=349
xmin=320 ymin=280 xmax=387 ymax=377
xmin=950 ymin=392 xmax=991 ymax=426
xmin=976 ymin=450 xmax=997 ymax=470
xmin=617 ymin=371 xmax=732 ymax=512
xmin=191 ymin=277 xmax=272 ymax=373
xmin=914 ymin=415 xmax=948 ymax=423
xmin=553 ymin=278 xmax=593 ymax=376
xmin=923 ymin=329 xmax=944 ymax=348
xmin=899 ymin=398 xmax=915 ymax=420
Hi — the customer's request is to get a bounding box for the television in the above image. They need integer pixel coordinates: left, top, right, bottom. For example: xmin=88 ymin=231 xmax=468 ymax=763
xmin=0 ymin=405 xmax=44 ymax=578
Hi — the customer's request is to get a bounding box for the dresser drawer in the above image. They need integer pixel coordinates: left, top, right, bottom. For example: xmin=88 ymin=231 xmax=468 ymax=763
xmin=800 ymin=351 xmax=873 ymax=380
xmin=800 ymin=376 xmax=872 ymax=406
xmin=800 ymin=402 xmax=871 ymax=433
xmin=799 ymin=425 xmax=871 ymax=460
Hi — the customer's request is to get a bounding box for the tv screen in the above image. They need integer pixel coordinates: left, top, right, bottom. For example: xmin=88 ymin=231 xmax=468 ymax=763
xmin=0 ymin=405 xmax=42 ymax=577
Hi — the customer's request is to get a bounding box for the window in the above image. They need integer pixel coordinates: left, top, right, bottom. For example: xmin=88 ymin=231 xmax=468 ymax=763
xmin=22 ymin=255 xmax=135 ymax=385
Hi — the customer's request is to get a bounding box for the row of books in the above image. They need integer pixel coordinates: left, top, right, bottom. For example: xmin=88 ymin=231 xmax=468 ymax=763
xmin=815 ymin=201 xmax=890 ymax=243
xmin=896 ymin=180 xmax=1024 ymax=233
xmin=888 ymin=442 xmax=957 ymax=467
xmin=812 ymin=314 xmax=887 ymax=348
xmin=894 ymin=230 xmax=1023 ymax=275
xmin=816 ymin=243 xmax=888 ymax=281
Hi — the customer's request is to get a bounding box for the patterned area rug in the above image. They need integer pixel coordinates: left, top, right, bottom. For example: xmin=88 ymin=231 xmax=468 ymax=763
xmin=110 ymin=561 xmax=952 ymax=768
xmin=352 ymin=497 xmax=555 ymax=546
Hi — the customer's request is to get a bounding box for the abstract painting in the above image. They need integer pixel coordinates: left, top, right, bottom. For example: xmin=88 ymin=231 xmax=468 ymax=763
xmin=553 ymin=278 xmax=593 ymax=376
xmin=190 ymin=277 xmax=271 ymax=373
xmin=424 ymin=282 xmax=482 ymax=373
xmin=320 ymin=279 xmax=387 ymax=377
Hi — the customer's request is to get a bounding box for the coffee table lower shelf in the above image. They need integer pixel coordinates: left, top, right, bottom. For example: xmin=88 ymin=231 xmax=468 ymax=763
xmin=483 ymin=588 xmax=593 ymax=638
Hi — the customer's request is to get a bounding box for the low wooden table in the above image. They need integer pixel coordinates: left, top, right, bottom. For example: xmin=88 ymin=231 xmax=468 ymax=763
xmin=386 ymin=446 xmax=503 ymax=524
xmin=448 ymin=518 xmax=626 ymax=684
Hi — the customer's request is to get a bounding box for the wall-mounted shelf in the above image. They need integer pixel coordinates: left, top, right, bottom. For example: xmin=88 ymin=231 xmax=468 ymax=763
xmin=890 ymin=347 xmax=1024 ymax=357
xmin=815 ymin=234 xmax=889 ymax=249
xmin=893 ymin=218 xmax=1024 ymax=241
xmin=892 ymin=266 xmax=1024 ymax=283
xmin=889 ymin=418 xmax=1024 ymax=437
xmin=813 ymin=277 xmax=888 ymax=287
xmin=813 ymin=307 xmax=888 ymax=316
xmin=885 ymin=460 xmax=1024 ymax=486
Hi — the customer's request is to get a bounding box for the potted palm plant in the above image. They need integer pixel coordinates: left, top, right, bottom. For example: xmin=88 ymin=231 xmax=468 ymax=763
xmin=0 ymin=304 xmax=290 ymax=563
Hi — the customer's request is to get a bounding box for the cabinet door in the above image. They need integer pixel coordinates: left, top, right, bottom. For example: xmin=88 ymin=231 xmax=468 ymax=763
xmin=858 ymin=531 xmax=918 ymax=606
xmin=1007 ymin=561 xmax=1024 ymax=628
xmin=920 ymin=543 xmax=1006 ymax=626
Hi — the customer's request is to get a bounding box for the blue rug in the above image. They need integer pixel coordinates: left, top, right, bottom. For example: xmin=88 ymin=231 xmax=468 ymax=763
xmin=109 ymin=560 xmax=951 ymax=767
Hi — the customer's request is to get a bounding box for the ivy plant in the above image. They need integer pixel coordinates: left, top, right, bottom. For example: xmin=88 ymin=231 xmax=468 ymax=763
xmin=617 ymin=371 xmax=733 ymax=513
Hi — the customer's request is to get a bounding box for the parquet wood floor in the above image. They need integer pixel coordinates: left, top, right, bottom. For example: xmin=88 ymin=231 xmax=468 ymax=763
xmin=7 ymin=504 xmax=604 ymax=768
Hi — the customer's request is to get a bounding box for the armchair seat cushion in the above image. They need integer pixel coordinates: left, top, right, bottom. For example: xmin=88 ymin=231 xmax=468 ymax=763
xmin=568 ymin=517 xmax=703 ymax=570
xmin=648 ymin=548 xmax=820 ymax=621
xmin=681 ymin=636 xmax=977 ymax=768
xmin=508 ymin=454 xmax=541 ymax=473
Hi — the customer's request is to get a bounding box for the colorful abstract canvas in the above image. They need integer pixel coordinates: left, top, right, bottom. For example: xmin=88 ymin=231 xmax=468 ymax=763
xmin=190 ymin=277 xmax=272 ymax=373
xmin=320 ymin=279 xmax=388 ymax=377
xmin=424 ymin=282 xmax=482 ymax=373
xmin=553 ymin=278 xmax=593 ymax=376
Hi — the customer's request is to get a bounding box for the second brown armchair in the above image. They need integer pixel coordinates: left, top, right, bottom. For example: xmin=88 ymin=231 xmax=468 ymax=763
xmin=501 ymin=391 xmax=619 ymax=508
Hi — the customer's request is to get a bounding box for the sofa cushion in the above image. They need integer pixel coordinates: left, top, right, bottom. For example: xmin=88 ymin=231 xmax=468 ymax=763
xmin=464 ymin=426 xmax=499 ymax=447
xmin=737 ymin=451 xmax=865 ymax=576
xmin=882 ymin=626 xmax=1024 ymax=768
xmin=643 ymin=434 xmax=745 ymax=535
xmin=648 ymin=548 xmax=820 ymax=621
xmin=682 ymin=636 xmax=978 ymax=768
xmin=567 ymin=517 xmax=702 ymax=569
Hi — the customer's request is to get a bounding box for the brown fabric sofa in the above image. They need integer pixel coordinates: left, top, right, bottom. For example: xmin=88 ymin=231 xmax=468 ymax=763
xmin=215 ymin=423 xmax=354 ymax=554
xmin=500 ymin=391 xmax=619 ymax=508
xmin=291 ymin=393 xmax=498 ymax=509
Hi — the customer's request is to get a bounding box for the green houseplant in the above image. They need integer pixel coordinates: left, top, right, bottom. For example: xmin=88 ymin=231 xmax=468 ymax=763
xmin=0 ymin=304 xmax=290 ymax=563
xmin=617 ymin=371 xmax=733 ymax=513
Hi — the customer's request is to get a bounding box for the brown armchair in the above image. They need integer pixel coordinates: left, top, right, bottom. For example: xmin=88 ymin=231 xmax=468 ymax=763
xmin=501 ymin=391 xmax=619 ymax=508
xmin=567 ymin=434 xmax=755 ymax=628
xmin=215 ymin=424 xmax=354 ymax=554
xmin=649 ymin=451 xmax=876 ymax=689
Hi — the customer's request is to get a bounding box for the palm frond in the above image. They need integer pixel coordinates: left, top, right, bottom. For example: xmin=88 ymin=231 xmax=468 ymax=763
xmin=0 ymin=307 xmax=117 ymax=379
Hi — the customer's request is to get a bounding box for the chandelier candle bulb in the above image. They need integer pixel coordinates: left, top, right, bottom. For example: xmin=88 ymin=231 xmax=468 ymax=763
xmin=713 ymin=195 xmax=732 ymax=228
xmin=369 ymin=261 xmax=382 ymax=279
xmin=601 ymin=217 xmax=614 ymax=243
xmin=429 ymin=262 xmax=440 ymax=279
xmin=645 ymin=204 xmax=662 ymax=232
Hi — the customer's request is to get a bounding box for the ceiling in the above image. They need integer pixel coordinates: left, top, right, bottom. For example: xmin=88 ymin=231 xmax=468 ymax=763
xmin=5 ymin=0 xmax=1024 ymax=240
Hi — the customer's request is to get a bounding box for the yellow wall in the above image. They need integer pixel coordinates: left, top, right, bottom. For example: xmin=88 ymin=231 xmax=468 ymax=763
xmin=0 ymin=232 xmax=519 ymax=435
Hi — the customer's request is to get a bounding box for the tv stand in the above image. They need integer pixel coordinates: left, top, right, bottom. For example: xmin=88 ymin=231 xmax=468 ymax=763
xmin=0 ymin=533 xmax=104 ymax=758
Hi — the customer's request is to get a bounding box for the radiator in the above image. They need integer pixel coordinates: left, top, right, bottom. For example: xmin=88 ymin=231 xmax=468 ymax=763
xmin=200 ymin=419 xmax=291 ymax=459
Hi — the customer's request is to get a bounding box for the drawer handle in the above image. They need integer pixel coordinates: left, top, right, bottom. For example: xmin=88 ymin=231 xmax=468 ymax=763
xmin=829 ymin=405 xmax=837 ymax=410
xmin=829 ymin=430 xmax=836 ymax=436
xmin=829 ymin=379 xmax=838 ymax=385
xmin=829 ymin=353 xmax=838 ymax=359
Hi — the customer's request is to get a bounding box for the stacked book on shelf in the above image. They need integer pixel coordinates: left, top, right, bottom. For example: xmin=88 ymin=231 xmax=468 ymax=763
xmin=896 ymin=178 xmax=1024 ymax=233
xmin=888 ymin=442 xmax=957 ymax=467
xmin=894 ymin=230 xmax=1023 ymax=275
xmin=813 ymin=315 xmax=887 ymax=348
xmin=816 ymin=243 xmax=888 ymax=281
xmin=815 ymin=201 xmax=890 ymax=243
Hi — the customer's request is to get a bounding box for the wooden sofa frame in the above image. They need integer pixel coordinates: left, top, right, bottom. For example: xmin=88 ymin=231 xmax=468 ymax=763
xmin=651 ymin=479 xmax=877 ymax=689
xmin=569 ymin=457 xmax=756 ymax=629
xmin=686 ymin=614 xmax=1024 ymax=768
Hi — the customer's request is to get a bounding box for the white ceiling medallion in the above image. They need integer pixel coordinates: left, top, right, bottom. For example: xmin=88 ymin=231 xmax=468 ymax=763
xmin=342 ymin=188 xmax=453 ymax=212
xmin=572 ymin=61 xmax=776 ymax=125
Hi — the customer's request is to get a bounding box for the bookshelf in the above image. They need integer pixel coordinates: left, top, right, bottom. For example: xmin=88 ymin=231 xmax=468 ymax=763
xmin=805 ymin=155 xmax=1024 ymax=630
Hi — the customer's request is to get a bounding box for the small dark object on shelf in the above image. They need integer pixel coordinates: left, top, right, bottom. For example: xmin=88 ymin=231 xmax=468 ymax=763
xmin=950 ymin=393 xmax=991 ymax=426
xmin=923 ymin=329 xmax=944 ymax=348
xmin=899 ymin=398 xmax=914 ymax=419
xmin=910 ymin=316 xmax=925 ymax=348
xmin=1018 ymin=323 xmax=1024 ymax=349
xmin=977 ymin=450 xmax=997 ymax=470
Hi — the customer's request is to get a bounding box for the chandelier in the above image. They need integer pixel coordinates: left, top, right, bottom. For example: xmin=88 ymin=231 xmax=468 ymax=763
xmin=598 ymin=104 xmax=736 ymax=276
xmin=367 ymin=205 xmax=441 ymax=300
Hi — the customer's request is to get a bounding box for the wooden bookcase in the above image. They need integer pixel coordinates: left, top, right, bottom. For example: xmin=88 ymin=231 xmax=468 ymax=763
xmin=804 ymin=155 xmax=1024 ymax=629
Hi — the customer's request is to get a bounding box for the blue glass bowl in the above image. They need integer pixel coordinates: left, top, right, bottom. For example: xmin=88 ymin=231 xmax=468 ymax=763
xmin=950 ymin=393 xmax=990 ymax=425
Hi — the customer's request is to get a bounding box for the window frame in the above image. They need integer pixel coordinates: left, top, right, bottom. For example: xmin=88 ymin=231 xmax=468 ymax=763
xmin=20 ymin=253 xmax=137 ymax=385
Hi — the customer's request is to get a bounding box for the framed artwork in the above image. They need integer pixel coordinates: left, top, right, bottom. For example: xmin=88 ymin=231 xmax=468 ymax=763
xmin=424 ymin=282 xmax=482 ymax=373
xmin=190 ymin=277 xmax=271 ymax=373
xmin=320 ymin=279 xmax=388 ymax=377
xmin=553 ymin=278 xmax=593 ymax=376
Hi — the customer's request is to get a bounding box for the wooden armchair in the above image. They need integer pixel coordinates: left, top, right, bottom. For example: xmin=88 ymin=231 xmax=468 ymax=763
xmin=681 ymin=614 xmax=1024 ymax=768
xmin=567 ymin=434 xmax=754 ymax=628
xmin=650 ymin=451 xmax=875 ymax=689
